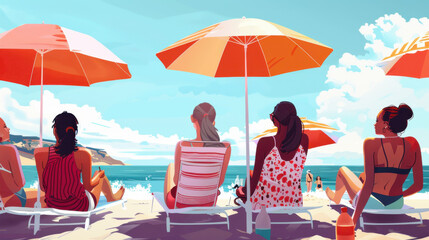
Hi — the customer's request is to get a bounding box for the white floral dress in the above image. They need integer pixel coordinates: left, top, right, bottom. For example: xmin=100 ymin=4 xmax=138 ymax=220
xmin=250 ymin=137 xmax=307 ymax=210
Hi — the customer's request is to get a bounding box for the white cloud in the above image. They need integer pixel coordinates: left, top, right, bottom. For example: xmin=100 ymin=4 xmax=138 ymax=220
xmin=0 ymin=88 xmax=180 ymax=162
xmin=310 ymin=131 xmax=364 ymax=156
xmin=359 ymin=13 xmax=429 ymax=58
xmin=220 ymin=118 xmax=274 ymax=157
xmin=421 ymin=148 xmax=429 ymax=154
xmin=249 ymin=119 xmax=274 ymax=136
xmin=315 ymin=14 xmax=429 ymax=162
xmin=0 ymin=87 xmax=282 ymax=164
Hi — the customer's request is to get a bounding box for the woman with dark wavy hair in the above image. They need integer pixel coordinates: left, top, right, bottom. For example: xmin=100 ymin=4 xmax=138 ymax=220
xmin=326 ymin=103 xmax=423 ymax=226
xmin=163 ymin=102 xmax=231 ymax=209
xmin=236 ymin=101 xmax=309 ymax=209
xmin=35 ymin=111 xmax=124 ymax=211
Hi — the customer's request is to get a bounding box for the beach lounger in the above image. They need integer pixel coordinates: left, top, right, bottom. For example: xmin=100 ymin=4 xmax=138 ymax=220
xmin=340 ymin=200 xmax=429 ymax=230
xmin=3 ymin=197 xmax=127 ymax=234
xmin=0 ymin=198 xmax=4 ymax=215
xmin=0 ymin=163 xmax=12 ymax=215
xmin=151 ymin=141 xmax=239 ymax=232
xmin=0 ymin=158 xmax=127 ymax=234
xmin=235 ymin=199 xmax=322 ymax=229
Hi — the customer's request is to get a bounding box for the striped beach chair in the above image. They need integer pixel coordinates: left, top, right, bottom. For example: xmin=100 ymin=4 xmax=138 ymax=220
xmin=152 ymin=141 xmax=239 ymax=232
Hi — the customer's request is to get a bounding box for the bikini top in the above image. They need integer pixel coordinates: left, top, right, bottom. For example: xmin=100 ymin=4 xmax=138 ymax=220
xmin=374 ymin=138 xmax=411 ymax=175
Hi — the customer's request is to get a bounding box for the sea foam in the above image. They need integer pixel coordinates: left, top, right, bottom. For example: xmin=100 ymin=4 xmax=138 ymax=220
xmin=29 ymin=178 xmax=429 ymax=201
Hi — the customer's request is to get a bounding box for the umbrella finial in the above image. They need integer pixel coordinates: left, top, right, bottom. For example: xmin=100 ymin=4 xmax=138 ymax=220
xmin=42 ymin=21 xmax=44 ymax=24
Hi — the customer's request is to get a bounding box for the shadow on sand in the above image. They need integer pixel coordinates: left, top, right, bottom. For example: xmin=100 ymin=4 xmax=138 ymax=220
xmin=1 ymin=204 xmax=428 ymax=239
xmin=116 ymin=207 xmax=335 ymax=240
xmin=0 ymin=210 xmax=110 ymax=239
xmin=330 ymin=204 xmax=429 ymax=239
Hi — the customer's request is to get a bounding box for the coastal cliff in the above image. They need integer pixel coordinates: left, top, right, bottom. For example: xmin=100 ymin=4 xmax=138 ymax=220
xmin=9 ymin=134 xmax=125 ymax=166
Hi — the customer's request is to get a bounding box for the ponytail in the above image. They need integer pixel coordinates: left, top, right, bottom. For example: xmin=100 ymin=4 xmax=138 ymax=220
xmin=53 ymin=111 xmax=78 ymax=157
xmin=192 ymin=103 xmax=223 ymax=147
xmin=272 ymin=101 xmax=303 ymax=153
xmin=280 ymin=115 xmax=303 ymax=153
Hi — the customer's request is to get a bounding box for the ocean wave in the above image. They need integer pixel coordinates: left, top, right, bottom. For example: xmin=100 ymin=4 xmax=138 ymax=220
xmin=28 ymin=179 xmax=429 ymax=201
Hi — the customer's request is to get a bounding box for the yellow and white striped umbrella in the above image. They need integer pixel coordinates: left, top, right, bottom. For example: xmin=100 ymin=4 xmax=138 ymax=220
xmin=253 ymin=117 xmax=339 ymax=149
xmin=378 ymin=31 xmax=429 ymax=78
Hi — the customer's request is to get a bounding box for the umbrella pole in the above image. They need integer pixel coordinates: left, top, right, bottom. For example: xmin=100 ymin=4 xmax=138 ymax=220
xmin=34 ymin=50 xmax=45 ymax=234
xmin=39 ymin=53 xmax=44 ymax=148
xmin=244 ymin=44 xmax=252 ymax=234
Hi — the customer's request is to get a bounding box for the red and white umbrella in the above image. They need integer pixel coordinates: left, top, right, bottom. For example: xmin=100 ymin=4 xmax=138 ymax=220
xmin=0 ymin=23 xmax=132 ymax=145
xmin=378 ymin=31 xmax=429 ymax=78
xmin=0 ymin=23 xmax=131 ymax=234
xmin=252 ymin=117 xmax=339 ymax=149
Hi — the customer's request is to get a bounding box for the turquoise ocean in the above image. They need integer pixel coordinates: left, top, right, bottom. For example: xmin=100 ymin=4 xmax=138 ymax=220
xmin=22 ymin=166 xmax=429 ymax=200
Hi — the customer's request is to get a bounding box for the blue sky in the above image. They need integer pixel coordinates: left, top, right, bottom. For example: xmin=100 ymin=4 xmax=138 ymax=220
xmin=0 ymin=0 xmax=429 ymax=165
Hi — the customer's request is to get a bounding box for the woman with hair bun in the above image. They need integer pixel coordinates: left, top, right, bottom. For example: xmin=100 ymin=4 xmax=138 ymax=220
xmin=326 ymin=103 xmax=423 ymax=226
xmin=235 ymin=101 xmax=309 ymax=209
xmin=35 ymin=111 xmax=125 ymax=211
xmin=163 ymin=103 xmax=231 ymax=209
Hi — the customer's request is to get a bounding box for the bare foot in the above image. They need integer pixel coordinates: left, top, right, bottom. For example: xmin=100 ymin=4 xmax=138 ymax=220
xmin=325 ymin=187 xmax=340 ymax=204
xmin=113 ymin=186 xmax=125 ymax=201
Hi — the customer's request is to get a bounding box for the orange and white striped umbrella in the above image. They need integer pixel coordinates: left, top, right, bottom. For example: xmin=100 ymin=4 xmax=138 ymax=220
xmin=156 ymin=17 xmax=333 ymax=77
xmin=378 ymin=31 xmax=429 ymax=78
xmin=252 ymin=117 xmax=339 ymax=149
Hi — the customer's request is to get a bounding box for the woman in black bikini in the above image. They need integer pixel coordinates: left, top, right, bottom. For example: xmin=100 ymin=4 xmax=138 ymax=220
xmin=326 ymin=104 xmax=423 ymax=226
xmin=306 ymin=170 xmax=313 ymax=193
xmin=315 ymin=176 xmax=323 ymax=191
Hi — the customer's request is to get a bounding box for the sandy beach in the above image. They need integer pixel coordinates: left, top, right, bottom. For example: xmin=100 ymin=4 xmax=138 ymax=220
xmin=1 ymin=194 xmax=428 ymax=240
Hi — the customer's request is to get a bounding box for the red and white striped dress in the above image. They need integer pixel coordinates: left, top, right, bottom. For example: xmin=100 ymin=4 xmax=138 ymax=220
xmin=42 ymin=147 xmax=90 ymax=211
xmin=250 ymin=137 xmax=307 ymax=210
xmin=165 ymin=141 xmax=228 ymax=209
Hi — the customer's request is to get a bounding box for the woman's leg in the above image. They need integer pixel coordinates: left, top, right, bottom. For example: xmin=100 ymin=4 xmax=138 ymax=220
xmin=326 ymin=167 xmax=362 ymax=204
xmin=2 ymin=189 xmax=47 ymax=208
xmin=90 ymin=174 xmax=125 ymax=204
xmin=23 ymin=189 xmax=47 ymax=207
xmin=164 ymin=163 xmax=175 ymax=201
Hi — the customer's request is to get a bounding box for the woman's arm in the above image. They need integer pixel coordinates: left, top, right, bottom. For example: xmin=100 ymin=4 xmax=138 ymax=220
xmin=34 ymin=147 xmax=48 ymax=192
xmin=173 ymin=142 xmax=181 ymax=185
xmin=403 ymin=137 xmax=423 ymax=197
xmin=352 ymin=139 xmax=375 ymax=226
xmin=78 ymin=148 xmax=103 ymax=191
xmin=3 ymin=146 xmax=25 ymax=193
xmin=241 ymin=137 xmax=271 ymax=199
xmin=218 ymin=143 xmax=231 ymax=186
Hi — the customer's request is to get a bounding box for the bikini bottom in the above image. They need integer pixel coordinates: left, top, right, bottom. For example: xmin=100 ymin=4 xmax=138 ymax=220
xmin=353 ymin=191 xmax=403 ymax=209
xmin=13 ymin=188 xmax=27 ymax=207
